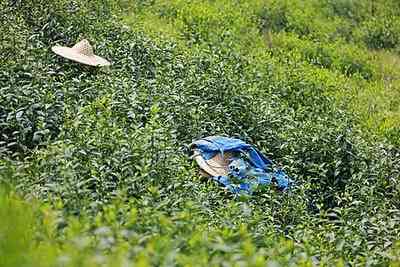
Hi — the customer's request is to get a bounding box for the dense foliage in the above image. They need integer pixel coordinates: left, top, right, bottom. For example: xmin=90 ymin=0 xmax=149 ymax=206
xmin=0 ymin=0 xmax=399 ymax=266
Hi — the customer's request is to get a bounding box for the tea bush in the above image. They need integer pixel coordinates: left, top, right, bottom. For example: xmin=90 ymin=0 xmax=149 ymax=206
xmin=258 ymin=0 xmax=400 ymax=46
xmin=357 ymin=16 xmax=400 ymax=50
xmin=1 ymin=0 xmax=400 ymax=266
xmin=269 ymin=33 xmax=376 ymax=80
xmin=127 ymin=0 xmax=400 ymax=145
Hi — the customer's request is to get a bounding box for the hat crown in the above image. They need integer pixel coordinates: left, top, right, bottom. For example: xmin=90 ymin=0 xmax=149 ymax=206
xmin=72 ymin=39 xmax=94 ymax=57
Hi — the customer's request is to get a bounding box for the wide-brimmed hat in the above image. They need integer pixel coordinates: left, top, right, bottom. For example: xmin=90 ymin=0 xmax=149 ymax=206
xmin=51 ymin=39 xmax=111 ymax=66
xmin=192 ymin=149 xmax=234 ymax=177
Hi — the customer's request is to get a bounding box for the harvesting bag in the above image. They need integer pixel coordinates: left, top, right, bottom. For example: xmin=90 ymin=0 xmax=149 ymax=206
xmin=190 ymin=136 xmax=293 ymax=194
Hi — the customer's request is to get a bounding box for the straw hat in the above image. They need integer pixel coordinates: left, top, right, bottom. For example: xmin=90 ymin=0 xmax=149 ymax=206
xmin=192 ymin=150 xmax=234 ymax=177
xmin=51 ymin=39 xmax=111 ymax=66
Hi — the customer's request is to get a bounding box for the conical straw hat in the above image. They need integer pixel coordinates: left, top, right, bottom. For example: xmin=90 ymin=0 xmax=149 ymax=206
xmin=192 ymin=150 xmax=233 ymax=177
xmin=51 ymin=39 xmax=111 ymax=66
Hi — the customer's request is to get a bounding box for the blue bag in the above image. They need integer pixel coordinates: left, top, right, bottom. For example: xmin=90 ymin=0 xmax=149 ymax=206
xmin=191 ymin=136 xmax=293 ymax=194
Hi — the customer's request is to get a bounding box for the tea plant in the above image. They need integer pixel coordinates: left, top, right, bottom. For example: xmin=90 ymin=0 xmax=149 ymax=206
xmin=1 ymin=0 xmax=400 ymax=266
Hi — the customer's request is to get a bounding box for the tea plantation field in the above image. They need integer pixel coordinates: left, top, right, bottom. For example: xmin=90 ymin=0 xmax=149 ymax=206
xmin=1 ymin=0 xmax=400 ymax=266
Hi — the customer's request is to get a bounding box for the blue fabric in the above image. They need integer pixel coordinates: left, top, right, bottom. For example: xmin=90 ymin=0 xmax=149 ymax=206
xmin=193 ymin=136 xmax=273 ymax=168
xmin=192 ymin=136 xmax=293 ymax=194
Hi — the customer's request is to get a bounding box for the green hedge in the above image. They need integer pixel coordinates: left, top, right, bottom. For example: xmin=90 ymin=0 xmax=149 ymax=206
xmin=1 ymin=0 xmax=400 ymax=266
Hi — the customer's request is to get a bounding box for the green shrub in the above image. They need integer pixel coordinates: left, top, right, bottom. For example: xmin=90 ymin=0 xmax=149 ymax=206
xmin=358 ymin=16 xmax=400 ymax=50
xmin=270 ymin=33 xmax=376 ymax=80
xmin=321 ymin=0 xmax=369 ymax=22
xmin=1 ymin=0 xmax=400 ymax=266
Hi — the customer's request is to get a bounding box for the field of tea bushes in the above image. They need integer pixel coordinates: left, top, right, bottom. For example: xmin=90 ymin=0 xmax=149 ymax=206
xmin=1 ymin=0 xmax=400 ymax=266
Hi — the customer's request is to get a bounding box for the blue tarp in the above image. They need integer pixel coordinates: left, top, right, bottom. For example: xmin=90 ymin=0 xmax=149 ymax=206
xmin=191 ymin=136 xmax=293 ymax=194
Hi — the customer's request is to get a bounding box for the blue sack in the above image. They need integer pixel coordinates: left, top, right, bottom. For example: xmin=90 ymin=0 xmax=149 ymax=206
xmin=191 ymin=136 xmax=293 ymax=194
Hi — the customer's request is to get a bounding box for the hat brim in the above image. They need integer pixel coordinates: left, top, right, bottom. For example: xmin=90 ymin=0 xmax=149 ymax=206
xmin=192 ymin=150 xmax=232 ymax=177
xmin=52 ymin=46 xmax=111 ymax=66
